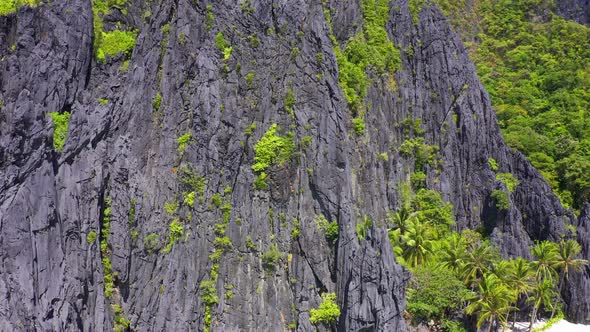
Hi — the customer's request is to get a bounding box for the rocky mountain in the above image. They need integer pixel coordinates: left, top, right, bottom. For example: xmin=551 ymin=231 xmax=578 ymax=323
xmin=557 ymin=0 xmax=590 ymax=26
xmin=0 ymin=0 xmax=588 ymax=331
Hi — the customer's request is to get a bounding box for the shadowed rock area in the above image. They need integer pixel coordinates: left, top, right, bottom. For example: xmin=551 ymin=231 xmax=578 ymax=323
xmin=557 ymin=0 xmax=590 ymax=26
xmin=1 ymin=0 xmax=589 ymax=330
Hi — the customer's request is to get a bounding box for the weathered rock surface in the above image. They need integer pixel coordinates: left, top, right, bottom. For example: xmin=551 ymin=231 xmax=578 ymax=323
xmin=0 ymin=0 xmax=589 ymax=331
xmin=563 ymin=204 xmax=590 ymax=323
xmin=557 ymin=0 xmax=590 ymax=26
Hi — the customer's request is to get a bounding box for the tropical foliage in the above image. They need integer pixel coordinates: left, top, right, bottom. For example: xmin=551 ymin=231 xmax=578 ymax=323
xmin=435 ymin=0 xmax=590 ymax=210
xmin=390 ymin=183 xmax=587 ymax=331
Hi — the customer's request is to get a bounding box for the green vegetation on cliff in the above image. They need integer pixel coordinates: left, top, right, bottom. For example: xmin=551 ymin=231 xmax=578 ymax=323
xmin=324 ymin=0 xmax=401 ymax=133
xmin=0 ymin=0 xmax=39 ymax=16
xmin=92 ymin=0 xmax=137 ymax=63
xmin=310 ymin=293 xmax=341 ymax=325
xmin=252 ymin=124 xmax=295 ymax=172
xmin=48 ymin=112 xmax=71 ymax=151
xmin=434 ymin=0 xmax=590 ymax=209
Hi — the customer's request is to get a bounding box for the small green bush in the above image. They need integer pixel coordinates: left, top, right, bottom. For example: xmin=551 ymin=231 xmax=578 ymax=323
xmin=96 ymin=30 xmax=137 ymax=63
xmin=100 ymin=198 xmax=114 ymax=298
xmin=352 ymin=117 xmax=365 ymax=135
xmin=315 ymin=214 xmax=339 ymax=243
xmin=408 ymin=0 xmax=425 ymax=25
xmin=0 ymin=1 xmax=17 ymax=16
xmin=491 ymin=189 xmax=510 ymax=210
xmin=178 ymin=164 xmax=206 ymax=201
xmin=165 ymin=201 xmax=178 ymax=215
xmin=245 ymin=71 xmax=255 ymax=89
xmin=291 ymin=218 xmax=300 ymax=239
xmin=291 ymin=47 xmax=301 ymax=61
xmin=215 ymin=32 xmax=232 ymax=60
xmin=253 ymin=172 xmax=269 ymax=190
xmin=248 ymin=33 xmax=260 ymax=48
xmin=252 ymin=124 xmax=295 ymax=172
xmin=224 ymin=290 xmax=234 ymax=300
xmin=328 ymin=0 xmax=400 ymax=111
xmin=488 ymin=158 xmax=498 ymax=172
xmin=177 ymin=132 xmax=192 ymax=154
xmin=205 ymin=5 xmax=214 ymax=31
xmin=214 ymin=236 xmax=232 ymax=250
xmin=399 ymin=117 xmax=426 ymax=137
xmin=49 ymin=112 xmax=71 ymax=151
xmin=496 ymin=172 xmax=519 ymax=192
xmin=143 ymin=233 xmax=159 ymax=254
xmin=442 ymin=320 xmax=468 ymax=332
xmin=356 ymin=215 xmax=372 ymax=241
xmin=245 ymin=122 xmax=256 ymax=136
xmin=183 ymin=191 xmax=195 ymax=208
xmin=211 ymin=193 xmax=222 ymax=207
xmin=152 ymin=92 xmax=162 ymax=110
xmin=301 ymin=136 xmax=312 ymax=149
xmin=169 ymin=220 xmax=183 ymax=238
xmin=163 ymin=219 xmax=184 ymax=253
xmin=246 ymin=236 xmax=258 ymax=251
xmin=87 ymin=231 xmax=97 ymax=244
xmin=214 ymin=223 xmax=225 ymax=236
xmin=412 ymin=189 xmax=455 ymax=227
xmin=310 ymin=293 xmax=341 ymax=324
xmin=221 ymin=203 xmax=231 ymax=223
xmin=161 ymin=23 xmax=170 ymax=34
xmin=199 ymin=279 xmax=219 ymax=306
xmin=398 ymin=137 xmax=439 ymax=170
xmin=128 ymin=198 xmax=136 ymax=224
xmin=285 ymin=89 xmax=295 ymax=115
xmin=325 ymin=221 xmax=339 ymax=243
xmin=261 ymin=244 xmax=282 ymax=271
xmin=113 ymin=304 xmax=131 ymax=332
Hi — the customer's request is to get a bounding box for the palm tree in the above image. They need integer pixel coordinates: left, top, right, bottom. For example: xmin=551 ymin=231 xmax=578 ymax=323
xmin=506 ymin=258 xmax=535 ymax=327
xmin=461 ymin=241 xmax=499 ymax=287
xmin=492 ymin=260 xmax=522 ymax=329
xmin=549 ymin=239 xmax=588 ymax=318
xmin=388 ymin=227 xmax=405 ymax=261
xmin=439 ymin=232 xmax=467 ymax=273
xmin=530 ymin=241 xmax=559 ymax=282
xmin=527 ymin=278 xmax=558 ymax=332
xmin=401 ymin=219 xmax=435 ymax=268
xmin=466 ymin=273 xmax=517 ymax=332
xmin=387 ymin=205 xmax=418 ymax=235
xmin=492 ymin=260 xmax=514 ymax=284
xmin=554 ymin=239 xmax=588 ymax=290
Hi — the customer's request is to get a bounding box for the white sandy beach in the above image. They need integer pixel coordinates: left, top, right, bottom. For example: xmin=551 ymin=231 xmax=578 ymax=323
xmin=507 ymin=319 xmax=590 ymax=332
xmin=543 ymin=320 xmax=590 ymax=332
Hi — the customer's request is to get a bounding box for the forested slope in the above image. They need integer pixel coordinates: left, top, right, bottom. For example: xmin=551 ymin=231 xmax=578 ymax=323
xmin=436 ymin=0 xmax=590 ymax=211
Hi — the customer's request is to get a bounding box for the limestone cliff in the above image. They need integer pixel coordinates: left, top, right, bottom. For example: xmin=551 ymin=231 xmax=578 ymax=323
xmin=0 ymin=0 xmax=588 ymax=330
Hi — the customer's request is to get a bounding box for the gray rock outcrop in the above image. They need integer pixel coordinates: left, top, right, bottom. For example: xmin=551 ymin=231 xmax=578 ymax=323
xmin=557 ymin=0 xmax=590 ymax=26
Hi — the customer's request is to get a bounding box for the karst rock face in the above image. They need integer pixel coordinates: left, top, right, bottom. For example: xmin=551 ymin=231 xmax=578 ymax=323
xmin=0 ymin=0 xmax=588 ymax=330
xmin=557 ymin=0 xmax=590 ymax=26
